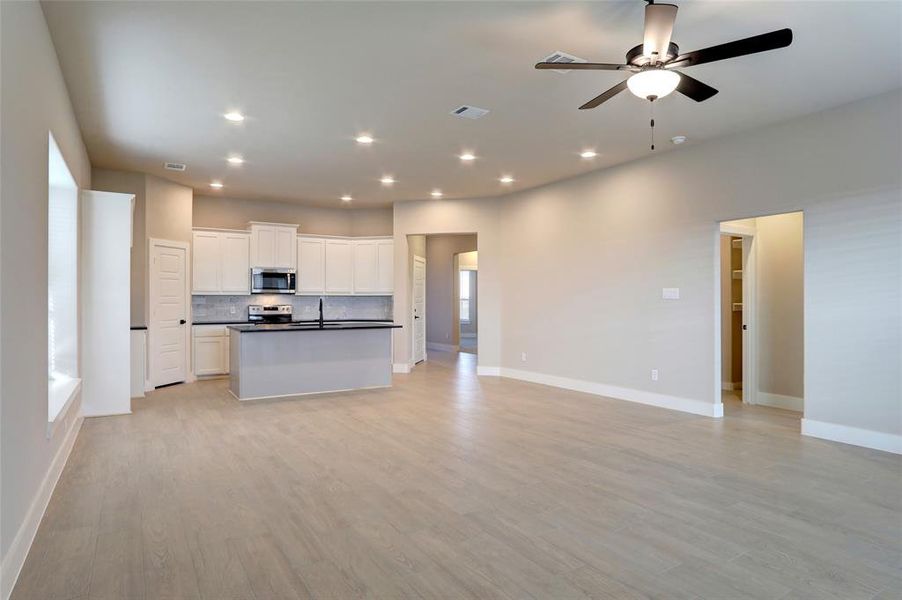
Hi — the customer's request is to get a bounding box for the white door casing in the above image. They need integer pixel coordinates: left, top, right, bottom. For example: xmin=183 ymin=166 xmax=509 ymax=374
xmin=150 ymin=239 xmax=189 ymax=387
xmin=413 ymin=255 xmax=426 ymax=364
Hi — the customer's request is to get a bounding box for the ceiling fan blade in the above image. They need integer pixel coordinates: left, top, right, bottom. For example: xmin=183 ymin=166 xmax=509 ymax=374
xmin=535 ymin=62 xmax=628 ymax=71
xmin=666 ymin=28 xmax=793 ymax=69
xmin=643 ymin=2 xmax=678 ymax=64
xmin=579 ymin=80 xmax=629 ymax=110
xmin=676 ymin=72 xmax=719 ymax=102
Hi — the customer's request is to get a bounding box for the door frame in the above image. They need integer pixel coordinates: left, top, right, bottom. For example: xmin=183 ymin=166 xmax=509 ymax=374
xmin=148 ymin=237 xmax=192 ymax=388
xmin=716 ymin=221 xmax=758 ymax=407
xmin=412 ymin=255 xmax=427 ymax=365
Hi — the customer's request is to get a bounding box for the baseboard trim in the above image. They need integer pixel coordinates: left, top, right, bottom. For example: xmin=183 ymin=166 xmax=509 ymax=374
xmin=499 ymin=367 xmax=722 ymax=418
xmin=82 ymin=410 xmax=133 ymax=418
xmin=426 ymin=342 xmax=459 ymax=352
xmin=392 ymin=363 xmax=411 ymax=374
xmin=1 ymin=411 xmax=83 ymax=600
xmin=477 ymin=366 xmax=501 ymax=376
xmin=757 ymin=392 xmax=803 ymax=412
xmin=801 ymin=419 xmax=902 ymax=455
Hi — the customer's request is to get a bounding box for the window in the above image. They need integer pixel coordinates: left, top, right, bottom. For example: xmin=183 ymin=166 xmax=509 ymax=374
xmin=459 ymin=270 xmax=470 ymax=323
xmin=48 ymin=132 xmax=80 ymax=423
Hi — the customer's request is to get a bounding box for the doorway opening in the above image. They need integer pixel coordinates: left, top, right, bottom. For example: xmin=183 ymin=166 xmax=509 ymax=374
xmin=718 ymin=212 xmax=804 ymax=422
xmin=408 ymin=233 xmax=478 ymax=368
xmin=458 ymin=251 xmax=478 ymax=354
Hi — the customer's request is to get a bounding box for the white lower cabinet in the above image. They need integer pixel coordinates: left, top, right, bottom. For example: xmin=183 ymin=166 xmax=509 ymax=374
xmin=192 ymin=325 xmax=230 ymax=376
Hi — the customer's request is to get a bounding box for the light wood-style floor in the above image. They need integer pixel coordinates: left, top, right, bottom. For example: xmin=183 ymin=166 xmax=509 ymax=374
xmin=13 ymin=351 xmax=902 ymax=599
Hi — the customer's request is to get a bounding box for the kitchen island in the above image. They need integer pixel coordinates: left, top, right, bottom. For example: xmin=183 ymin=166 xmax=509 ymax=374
xmin=228 ymin=322 xmax=400 ymax=401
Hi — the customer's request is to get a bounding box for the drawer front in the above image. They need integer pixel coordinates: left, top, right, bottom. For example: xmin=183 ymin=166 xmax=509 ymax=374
xmin=193 ymin=325 xmax=229 ymax=338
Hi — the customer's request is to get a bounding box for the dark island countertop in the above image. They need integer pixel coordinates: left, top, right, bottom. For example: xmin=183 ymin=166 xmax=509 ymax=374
xmin=228 ymin=321 xmax=401 ymax=333
xmin=194 ymin=319 xmax=394 ymax=326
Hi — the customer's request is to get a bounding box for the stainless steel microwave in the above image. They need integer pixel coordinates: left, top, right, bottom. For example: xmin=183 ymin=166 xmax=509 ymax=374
xmin=251 ymin=268 xmax=296 ymax=294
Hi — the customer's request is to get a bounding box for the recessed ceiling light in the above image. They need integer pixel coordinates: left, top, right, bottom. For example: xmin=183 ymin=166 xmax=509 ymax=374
xmin=431 ymin=189 xmax=443 ymax=198
xmin=499 ymin=175 xmax=515 ymax=184
xmin=580 ymin=149 xmax=597 ymax=159
xmin=341 ymin=194 xmax=352 ymax=202
xmin=209 ymin=181 xmax=224 ymax=189
xmin=355 ymin=134 xmax=374 ymax=145
xmin=223 ymin=111 xmax=245 ymax=122
xmin=227 ymin=156 xmax=245 ymax=165
xmin=459 ymin=152 xmax=476 ymax=162
xmin=380 ymin=175 xmax=395 ymax=185
xmin=671 ymin=135 xmax=688 ymax=145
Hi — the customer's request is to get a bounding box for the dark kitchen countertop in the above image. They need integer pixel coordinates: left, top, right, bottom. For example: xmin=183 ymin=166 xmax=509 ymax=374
xmin=228 ymin=321 xmax=401 ymax=333
xmin=194 ymin=319 xmax=394 ymax=326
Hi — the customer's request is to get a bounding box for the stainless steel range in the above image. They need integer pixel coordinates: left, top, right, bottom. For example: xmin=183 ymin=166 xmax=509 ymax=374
xmin=248 ymin=304 xmax=292 ymax=324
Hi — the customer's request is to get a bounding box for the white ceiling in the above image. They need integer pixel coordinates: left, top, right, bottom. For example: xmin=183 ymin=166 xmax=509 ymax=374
xmin=43 ymin=1 xmax=902 ymax=208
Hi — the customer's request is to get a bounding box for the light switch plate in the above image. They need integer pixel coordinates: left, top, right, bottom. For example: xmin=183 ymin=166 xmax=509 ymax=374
xmin=662 ymin=287 xmax=680 ymax=300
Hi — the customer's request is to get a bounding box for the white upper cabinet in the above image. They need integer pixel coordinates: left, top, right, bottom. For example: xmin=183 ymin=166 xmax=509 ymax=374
xmin=220 ymin=232 xmax=250 ymax=294
xmin=296 ymin=237 xmax=325 ymax=295
xmin=352 ymin=241 xmax=379 ymax=293
xmin=192 ymin=230 xmax=251 ymax=295
xmin=324 ymin=240 xmax=353 ymax=294
xmin=250 ymin=222 xmax=297 ymax=269
xmin=376 ymin=240 xmax=394 ymax=293
xmin=192 ymin=231 xmax=221 ymax=294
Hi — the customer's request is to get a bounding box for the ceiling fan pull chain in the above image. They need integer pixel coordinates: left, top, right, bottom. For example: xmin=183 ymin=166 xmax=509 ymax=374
xmin=649 ymin=101 xmax=656 ymax=151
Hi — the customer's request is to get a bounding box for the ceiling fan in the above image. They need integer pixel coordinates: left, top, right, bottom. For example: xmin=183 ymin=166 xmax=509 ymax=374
xmin=535 ymin=1 xmax=793 ymax=110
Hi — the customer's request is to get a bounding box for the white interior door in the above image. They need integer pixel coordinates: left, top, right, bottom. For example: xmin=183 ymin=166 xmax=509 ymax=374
xmin=413 ymin=256 xmax=426 ymax=363
xmin=151 ymin=240 xmax=188 ymax=387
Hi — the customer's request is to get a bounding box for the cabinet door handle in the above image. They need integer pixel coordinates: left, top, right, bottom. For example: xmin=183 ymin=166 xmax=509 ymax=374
xmin=179 ymin=319 xmax=187 ymax=325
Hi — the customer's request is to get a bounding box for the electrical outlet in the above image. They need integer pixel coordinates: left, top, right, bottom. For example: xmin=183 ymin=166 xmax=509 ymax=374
xmin=651 ymin=369 xmax=659 ymax=381
xmin=521 ymin=352 xmax=527 ymax=362
xmin=230 ymin=306 xmax=236 ymax=315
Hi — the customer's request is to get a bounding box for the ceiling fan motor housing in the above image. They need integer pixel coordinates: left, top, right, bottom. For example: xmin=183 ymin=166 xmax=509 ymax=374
xmin=626 ymin=42 xmax=680 ymax=66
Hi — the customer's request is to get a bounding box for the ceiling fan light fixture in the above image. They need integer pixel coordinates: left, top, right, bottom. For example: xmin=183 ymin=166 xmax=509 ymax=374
xmin=626 ymin=69 xmax=680 ymax=99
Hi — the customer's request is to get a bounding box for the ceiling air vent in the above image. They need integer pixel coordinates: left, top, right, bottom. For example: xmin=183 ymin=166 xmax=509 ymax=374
xmin=541 ymin=50 xmax=587 ymax=74
xmin=164 ymin=162 xmax=187 ymax=172
xmin=450 ymin=105 xmax=490 ymax=120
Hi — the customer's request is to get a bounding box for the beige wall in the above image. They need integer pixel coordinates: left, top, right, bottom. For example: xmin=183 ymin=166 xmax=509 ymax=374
xmin=350 ymin=207 xmax=394 ymax=237
xmin=425 ymin=234 xmax=477 ymax=346
xmin=394 ymin=90 xmax=900 ymax=437
xmin=0 ymin=0 xmax=92 ymax=568
xmin=93 ymin=170 xmax=193 ymax=326
xmin=494 ymin=90 xmax=899 ymax=432
xmin=193 ymin=195 xmax=393 ymax=237
xmin=755 ymin=212 xmax=804 ymax=400
xmin=393 ymin=202 xmax=501 ymax=369
xmin=91 ymin=169 xmax=147 ymax=327
xmin=720 ymin=236 xmax=733 ymax=386
xmin=146 ymin=174 xmax=192 ymax=243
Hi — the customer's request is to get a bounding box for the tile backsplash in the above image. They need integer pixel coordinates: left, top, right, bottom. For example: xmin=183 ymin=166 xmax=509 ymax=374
xmin=192 ymin=295 xmax=393 ymax=322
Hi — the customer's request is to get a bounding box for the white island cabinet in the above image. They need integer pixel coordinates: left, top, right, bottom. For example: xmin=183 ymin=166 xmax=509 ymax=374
xmin=228 ymin=322 xmax=400 ymax=401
